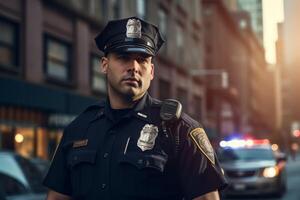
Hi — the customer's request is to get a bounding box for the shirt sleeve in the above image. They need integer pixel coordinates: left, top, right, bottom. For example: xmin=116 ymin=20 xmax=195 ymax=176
xmin=43 ymin=130 xmax=72 ymax=195
xmin=177 ymin=120 xmax=228 ymax=200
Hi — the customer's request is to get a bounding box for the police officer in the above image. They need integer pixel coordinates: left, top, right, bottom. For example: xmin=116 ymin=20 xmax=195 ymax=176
xmin=43 ymin=16 xmax=227 ymax=200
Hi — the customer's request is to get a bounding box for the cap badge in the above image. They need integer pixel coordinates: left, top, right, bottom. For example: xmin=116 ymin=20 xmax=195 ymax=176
xmin=126 ymin=18 xmax=142 ymax=38
xmin=137 ymin=124 xmax=158 ymax=151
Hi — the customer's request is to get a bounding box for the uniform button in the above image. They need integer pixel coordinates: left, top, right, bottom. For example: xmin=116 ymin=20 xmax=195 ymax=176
xmin=101 ymin=183 xmax=106 ymax=189
xmin=145 ymin=160 xmax=150 ymax=166
xmin=103 ymin=153 xmax=109 ymax=158
xmin=97 ymin=111 xmax=104 ymax=117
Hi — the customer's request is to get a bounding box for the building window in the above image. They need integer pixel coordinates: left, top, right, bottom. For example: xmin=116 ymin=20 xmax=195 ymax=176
xmin=136 ymin=0 xmax=146 ymax=19
xmin=0 ymin=18 xmax=19 ymax=70
xmin=159 ymin=79 xmax=171 ymax=100
xmin=176 ymin=0 xmax=183 ymax=5
xmin=193 ymin=96 xmax=203 ymax=122
xmin=176 ymin=25 xmax=183 ymax=64
xmin=177 ymin=88 xmax=187 ymax=110
xmin=91 ymin=55 xmax=106 ymax=93
xmin=44 ymin=36 xmax=71 ymax=81
xmin=158 ymin=8 xmax=167 ymax=37
xmin=193 ymin=0 xmax=200 ymax=20
xmin=101 ymin=0 xmax=108 ymax=19
xmin=112 ymin=0 xmax=121 ymax=19
xmin=14 ymin=127 xmax=35 ymax=157
xmin=158 ymin=8 xmax=167 ymax=54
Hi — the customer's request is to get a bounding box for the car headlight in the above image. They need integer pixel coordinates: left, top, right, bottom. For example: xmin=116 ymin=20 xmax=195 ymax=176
xmin=262 ymin=166 xmax=279 ymax=178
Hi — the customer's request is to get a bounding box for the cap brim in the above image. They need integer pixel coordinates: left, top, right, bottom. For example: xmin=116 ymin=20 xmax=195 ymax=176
xmin=111 ymin=45 xmax=155 ymax=56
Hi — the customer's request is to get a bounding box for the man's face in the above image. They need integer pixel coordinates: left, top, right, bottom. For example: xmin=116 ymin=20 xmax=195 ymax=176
xmin=101 ymin=52 xmax=154 ymax=101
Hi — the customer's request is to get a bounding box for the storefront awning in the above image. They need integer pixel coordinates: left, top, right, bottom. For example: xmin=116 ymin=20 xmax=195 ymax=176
xmin=0 ymin=77 xmax=98 ymax=115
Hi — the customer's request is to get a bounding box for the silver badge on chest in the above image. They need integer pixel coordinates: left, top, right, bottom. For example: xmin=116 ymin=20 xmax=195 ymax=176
xmin=126 ymin=18 xmax=142 ymax=38
xmin=137 ymin=124 xmax=158 ymax=151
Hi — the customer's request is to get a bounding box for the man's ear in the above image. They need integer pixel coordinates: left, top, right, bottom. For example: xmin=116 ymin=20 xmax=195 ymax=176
xmin=150 ymin=63 xmax=154 ymax=80
xmin=101 ymin=56 xmax=108 ymax=74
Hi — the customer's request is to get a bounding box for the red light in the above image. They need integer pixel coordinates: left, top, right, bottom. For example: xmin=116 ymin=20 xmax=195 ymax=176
xmin=252 ymin=139 xmax=270 ymax=145
xmin=293 ymin=130 xmax=300 ymax=137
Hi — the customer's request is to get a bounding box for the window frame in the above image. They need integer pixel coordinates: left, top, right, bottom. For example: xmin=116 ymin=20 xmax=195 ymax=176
xmin=158 ymin=79 xmax=171 ymax=100
xmin=175 ymin=24 xmax=184 ymax=64
xmin=0 ymin=16 xmax=20 ymax=73
xmin=136 ymin=0 xmax=146 ymax=19
xmin=157 ymin=7 xmax=168 ymax=55
xmin=90 ymin=54 xmax=107 ymax=95
xmin=43 ymin=34 xmax=73 ymax=85
xmin=192 ymin=95 xmax=203 ymax=122
xmin=177 ymin=87 xmax=188 ymax=110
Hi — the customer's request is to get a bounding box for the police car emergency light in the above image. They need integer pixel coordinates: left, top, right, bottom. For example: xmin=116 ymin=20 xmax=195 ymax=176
xmin=219 ymin=139 xmax=270 ymax=148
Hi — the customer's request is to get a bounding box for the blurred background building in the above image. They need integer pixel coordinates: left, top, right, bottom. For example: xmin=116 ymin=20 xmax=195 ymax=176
xmin=278 ymin=0 xmax=300 ymax=147
xmin=222 ymin=0 xmax=263 ymax=44
xmin=0 ymin=0 xmax=286 ymax=160
xmin=236 ymin=0 xmax=264 ymax=44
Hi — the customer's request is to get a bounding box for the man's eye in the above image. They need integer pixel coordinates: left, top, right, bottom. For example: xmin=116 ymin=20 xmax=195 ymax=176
xmin=137 ymin=57 xmax=147 ymax=63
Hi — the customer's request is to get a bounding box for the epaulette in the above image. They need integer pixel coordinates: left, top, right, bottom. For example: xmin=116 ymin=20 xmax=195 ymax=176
xmin=82 ymin=100 xmax=105 ymax=113
xmin=180 ymin=112 xmax=201 ymax=129
xmin=151 ymin=98 xmax=162 ymax=107
xmin=65 ymin=100 xmax=105 ymax=132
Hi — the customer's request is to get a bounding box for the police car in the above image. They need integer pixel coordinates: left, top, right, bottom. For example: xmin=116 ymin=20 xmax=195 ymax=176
xmin=217 ymin=139 xmax=287 ymax=197
xmin=0 ymin=151 xmax=47 ymax=200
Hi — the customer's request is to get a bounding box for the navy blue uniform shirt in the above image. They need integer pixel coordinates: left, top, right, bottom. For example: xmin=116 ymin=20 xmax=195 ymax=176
xmin=43 ymin=93 xmax=227 ymax=200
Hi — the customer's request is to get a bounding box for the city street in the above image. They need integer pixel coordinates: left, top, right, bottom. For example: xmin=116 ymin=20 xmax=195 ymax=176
xmin=225 ymin=154 xmax=300 ymax=200
xmin=0 ymin=0 xmax=299 ymax=199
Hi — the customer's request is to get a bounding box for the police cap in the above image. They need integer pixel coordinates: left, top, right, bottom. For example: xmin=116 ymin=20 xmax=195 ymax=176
xmin=95 ymin=17 xmax=164 ymax=56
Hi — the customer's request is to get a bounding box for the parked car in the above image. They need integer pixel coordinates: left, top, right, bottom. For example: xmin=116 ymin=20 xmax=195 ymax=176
xmin=217 ymin=139 xmax=287 ymax=197
xmin=30 ymin=158 xmax=50 ymax=176
xmin=0 ymin=151 xmax=47 ymax=200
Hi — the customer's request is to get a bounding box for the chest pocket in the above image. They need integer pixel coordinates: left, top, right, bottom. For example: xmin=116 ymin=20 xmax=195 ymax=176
xmin=117 ymin=151 xmax=171 ymax=198
xmin=119 ymin=152 xmax=167 ymax=172
xmin=67 ymin=149 xmax=97 ymax=197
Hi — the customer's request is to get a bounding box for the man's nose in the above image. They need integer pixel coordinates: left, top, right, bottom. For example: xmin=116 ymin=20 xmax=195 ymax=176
xmin=127 ymin=59 xmax=139 ymax=72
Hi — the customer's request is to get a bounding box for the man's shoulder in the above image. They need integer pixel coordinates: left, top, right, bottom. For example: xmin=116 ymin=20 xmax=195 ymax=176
xmin=180 ymin=112 xmax=201 ymax=129
xmin=78 ymin=100 xmax=105 ymax=117
xmin=65 ymin=100 xmax=105 ymax=131
xmin=83 ymin=100 xmax=105 ymax=112
xmin=148 ymin=95 xmax=162 ymax=107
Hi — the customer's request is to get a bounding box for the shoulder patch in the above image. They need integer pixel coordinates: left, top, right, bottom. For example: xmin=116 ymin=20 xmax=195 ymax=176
xmin=189 ymin=128 xmax=215 ymax=165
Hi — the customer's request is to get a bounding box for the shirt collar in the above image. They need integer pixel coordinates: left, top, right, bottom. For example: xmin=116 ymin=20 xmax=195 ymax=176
xmin=102 ymin=92 xmax=152 ymax=122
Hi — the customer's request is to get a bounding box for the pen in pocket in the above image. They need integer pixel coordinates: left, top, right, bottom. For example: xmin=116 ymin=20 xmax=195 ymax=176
xmin=124 ymin=137 xmax=131 ymax=154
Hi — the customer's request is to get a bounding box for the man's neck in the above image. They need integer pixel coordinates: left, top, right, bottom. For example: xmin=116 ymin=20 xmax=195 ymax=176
xmin=108 ymin=92 xmax=141 ymax=109
xmin=109 ymin=96 xmax=135 ymax=109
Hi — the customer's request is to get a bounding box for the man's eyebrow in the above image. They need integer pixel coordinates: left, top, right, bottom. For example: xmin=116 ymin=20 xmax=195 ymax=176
xmin=137 ymin=54 xmax=151 ymax=59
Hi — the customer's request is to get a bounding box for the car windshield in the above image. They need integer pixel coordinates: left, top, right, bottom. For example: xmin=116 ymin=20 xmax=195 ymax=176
xmin=15 ymin=155 xmax=47 ymax=193
xmin=218 ymin=147 xmax=275 ymax=162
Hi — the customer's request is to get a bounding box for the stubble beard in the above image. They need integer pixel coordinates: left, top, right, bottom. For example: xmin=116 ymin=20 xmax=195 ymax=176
xmin=108 ymin=78 xmax=144 ymax=103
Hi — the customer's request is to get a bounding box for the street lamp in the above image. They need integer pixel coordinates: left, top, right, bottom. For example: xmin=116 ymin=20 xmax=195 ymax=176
xmin=189 ymin=68 xmax=229 ymax=89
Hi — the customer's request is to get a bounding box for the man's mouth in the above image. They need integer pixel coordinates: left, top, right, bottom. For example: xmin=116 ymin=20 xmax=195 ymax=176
xmin=122 ymin=78 xmax=140 ymax=86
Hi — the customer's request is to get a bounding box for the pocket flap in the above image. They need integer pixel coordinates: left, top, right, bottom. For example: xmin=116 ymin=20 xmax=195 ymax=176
xmin=119 ymin=152 xmax=167 ymax=172
xmin=68 ymin=150 xmax=97 ymax=167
